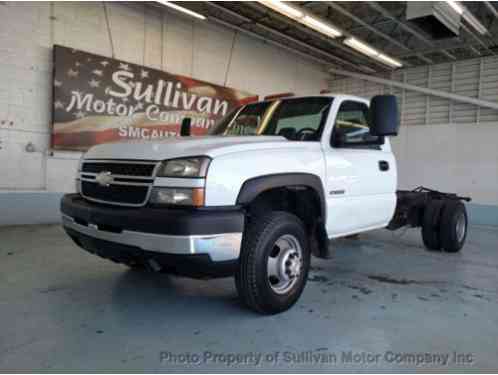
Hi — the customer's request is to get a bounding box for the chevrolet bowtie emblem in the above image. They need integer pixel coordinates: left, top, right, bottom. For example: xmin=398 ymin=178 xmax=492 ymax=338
xmin=95 ymin=171 xmax=113 ymax=187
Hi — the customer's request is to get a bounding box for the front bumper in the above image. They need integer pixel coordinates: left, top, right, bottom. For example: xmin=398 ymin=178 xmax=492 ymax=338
xmin=61 ymin=194 xmax=244 ymax=278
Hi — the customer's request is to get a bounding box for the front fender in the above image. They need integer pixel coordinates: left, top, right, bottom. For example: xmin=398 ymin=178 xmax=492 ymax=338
xmin=236 ymin=173 xmax=326 ymax=220
xmin=204 ymin=145 xmax=326 ymax=208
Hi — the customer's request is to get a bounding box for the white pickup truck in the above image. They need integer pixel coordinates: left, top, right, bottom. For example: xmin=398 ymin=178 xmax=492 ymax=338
xmin=61 ymin=94 xmax=470 ymax=314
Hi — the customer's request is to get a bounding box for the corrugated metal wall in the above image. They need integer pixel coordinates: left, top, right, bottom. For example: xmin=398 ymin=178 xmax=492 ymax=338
xmin=330 ymin=55 xmax=498 ymax=126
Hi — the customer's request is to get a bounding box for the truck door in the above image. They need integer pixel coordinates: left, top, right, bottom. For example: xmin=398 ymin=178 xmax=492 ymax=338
xmin=322 ymin=98 xmax=397 ymax=237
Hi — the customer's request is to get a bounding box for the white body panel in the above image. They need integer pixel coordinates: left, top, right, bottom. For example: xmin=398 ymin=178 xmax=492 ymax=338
xmin=205 ymin=143 xmax=325 ymax=207
xmin=320 ymin=95 xmax=397 ymax=236
xmin=322 ymin=147 xmax=397 ymax=236
xmin=85 ymin=136 xmax=292 ymax=161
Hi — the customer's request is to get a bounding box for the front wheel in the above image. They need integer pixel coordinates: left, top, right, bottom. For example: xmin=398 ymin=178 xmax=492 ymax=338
xmin=235 ymin=211 xmax=310 ymax=314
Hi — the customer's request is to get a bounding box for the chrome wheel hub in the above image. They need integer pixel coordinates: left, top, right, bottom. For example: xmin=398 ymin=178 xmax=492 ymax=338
xmin=267 ymin=234 xmax=303 ymax=294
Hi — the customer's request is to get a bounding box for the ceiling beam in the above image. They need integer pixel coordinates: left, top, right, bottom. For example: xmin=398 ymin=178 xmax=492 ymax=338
xmin=256 ymin=22 xmax=375 ymax=71
xmin=484 ymin=1 xmax=498 ymax=18
xmin=366 ymin=2 xmax=458 ymax=61
xmin=460 ymin=22 xmax=495 ymax=54
xmin=441 ymin=50 xmax=457 ymax=60
xmin=367 ymin=2 xmax=491 ymax=59
xmin=416 ymin=54 xmax=434 ymax=64
xmin=367 ymin=2 xmax=434 ymax=46
xmin=208 ymin=17 xmax=334 ymax=69
xmin=205 ymin=2 xmax=372 ymax=73
xmin=348 ymin=19 xmax=394 ymax=33
xmin=469 ymin=45 xmax=482 ymax=56
xmin=395 ymin=44 xmax=485 ymax=60
xmin=325 ymin=2 xmax=411 ymax=52
xmin=458 ymin=4 xmax=496 ymax=55
xmin=329 ymin=67 xmax=498 ymax=111
xmin=242 ymin=1 xmax=393 ymax=71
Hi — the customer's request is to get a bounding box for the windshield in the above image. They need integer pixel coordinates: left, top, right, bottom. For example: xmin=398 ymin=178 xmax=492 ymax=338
xmin=208 ymin=97 xmax=333 ymax=141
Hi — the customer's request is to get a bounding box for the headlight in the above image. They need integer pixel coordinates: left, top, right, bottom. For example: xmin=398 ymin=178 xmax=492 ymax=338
xmin=156 ymin=157 xmax=210 ymax=178
xmin=150 ymin=187 xmax=205 ymax=206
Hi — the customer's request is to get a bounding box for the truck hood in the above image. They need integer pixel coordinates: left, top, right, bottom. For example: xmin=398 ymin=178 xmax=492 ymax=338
xmin=84 ymin=136 xmax=313 ymax=160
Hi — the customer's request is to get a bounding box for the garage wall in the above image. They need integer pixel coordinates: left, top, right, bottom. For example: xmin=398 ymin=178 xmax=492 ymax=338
xmin=330 ymin=56 xmax=498 ymax=225
xmin=0 ymin=2 xmax=329 ymax=225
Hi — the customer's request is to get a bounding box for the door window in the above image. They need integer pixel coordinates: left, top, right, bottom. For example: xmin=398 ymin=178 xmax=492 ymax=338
xmin=263 ymin=97 xmax=332 ymax=141
xmin=331 ymin=100 xmax=381 ymax=148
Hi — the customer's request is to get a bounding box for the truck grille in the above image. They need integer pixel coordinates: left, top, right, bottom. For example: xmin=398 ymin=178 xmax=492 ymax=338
xmin=81 ymin=181 xmax=149 ymax=205
xmin=79 ymin=160 xmax=158 ymax=206
xmin=81 ymin=162 xmax=155 ymax=177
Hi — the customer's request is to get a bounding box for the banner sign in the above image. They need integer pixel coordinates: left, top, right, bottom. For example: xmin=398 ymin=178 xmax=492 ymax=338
xmin=52 ymin=45 xmax=258 ymax=150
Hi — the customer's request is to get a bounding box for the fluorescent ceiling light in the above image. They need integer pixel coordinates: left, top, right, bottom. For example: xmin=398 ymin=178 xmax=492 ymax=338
xmin=446 ymin=0 xmax=463 ymax=15
xmin=344 ymin=37 xmax=378 ymax=57
xmin=157 ymin=1 xmax=206 ymax=20
xmin=344 ymin=37 xmax=403 ymax=69
xmin=446 ymin=1 xmax=488 ymax=34
xmin=261 ymin=0 xmax=303 ymax=19
xmin=302 ymin=15 xmax=342 ymax=38
xmin=376 ymin=54 xmax=403 ymax=68
xmin=259 ymin=1 xmax=342 ymax=38
xmin=462 ymin=11 xmax=488 ymax=34
xmin=261 ymin=1 xmax=400 ymax=67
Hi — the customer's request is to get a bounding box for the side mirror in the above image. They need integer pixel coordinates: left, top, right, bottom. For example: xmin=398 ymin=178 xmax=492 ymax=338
xmin=180 ymin=117 xmax=191 ymax=136
xmin=368 ymin=95 xmax=399 ymax=136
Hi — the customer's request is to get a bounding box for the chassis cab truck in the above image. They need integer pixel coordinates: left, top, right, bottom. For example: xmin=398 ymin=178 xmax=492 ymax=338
xmin=61 ymin=94 xmax=470 ymax=314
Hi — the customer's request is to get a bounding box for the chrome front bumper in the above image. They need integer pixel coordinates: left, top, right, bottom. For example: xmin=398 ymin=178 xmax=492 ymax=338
xmin=62 ymin=215 xmax=242 ymax=262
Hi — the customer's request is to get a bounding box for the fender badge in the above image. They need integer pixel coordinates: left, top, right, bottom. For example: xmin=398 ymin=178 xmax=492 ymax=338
xmin=329 ymin=189 xmax=345 ymax=195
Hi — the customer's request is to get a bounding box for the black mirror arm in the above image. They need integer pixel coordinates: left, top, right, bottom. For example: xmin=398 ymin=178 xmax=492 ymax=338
xmin=332 ymin=132 xmax=345 ymax=147
xmin=180 ymin=118 xmax=191 ymax=136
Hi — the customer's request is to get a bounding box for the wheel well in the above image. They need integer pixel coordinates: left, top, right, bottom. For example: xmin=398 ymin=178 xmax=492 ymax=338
xmin=244 ymin=186 xmax=328 ymax=258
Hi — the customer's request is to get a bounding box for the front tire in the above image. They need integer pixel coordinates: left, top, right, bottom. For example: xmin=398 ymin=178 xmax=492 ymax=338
xmin=235 ymin=211 xmax=310 ymax=314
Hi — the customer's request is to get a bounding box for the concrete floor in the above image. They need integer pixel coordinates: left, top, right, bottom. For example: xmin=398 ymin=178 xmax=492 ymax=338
xmin=1 ymin=224 xmax=497 ymax=372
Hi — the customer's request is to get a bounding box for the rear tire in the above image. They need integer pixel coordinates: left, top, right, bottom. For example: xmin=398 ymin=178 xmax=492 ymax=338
xmin=440 ymin=201 xmax=467 ymax=253
xmin=235 ymin=211 xmax=310 ymax=314
xmin=421 ymin=200 xmax=444 ymax=251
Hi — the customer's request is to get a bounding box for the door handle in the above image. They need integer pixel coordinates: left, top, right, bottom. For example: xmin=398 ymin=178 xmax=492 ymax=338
xmin=378 ymin=160 xmax=389 ymax=171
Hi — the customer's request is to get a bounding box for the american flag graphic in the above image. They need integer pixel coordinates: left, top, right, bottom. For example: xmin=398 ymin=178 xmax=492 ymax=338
xmin=52 ymin=45 xmax=258 ymax=151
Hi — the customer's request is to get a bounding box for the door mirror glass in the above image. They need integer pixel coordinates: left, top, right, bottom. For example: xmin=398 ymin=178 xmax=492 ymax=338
xmin=368 ymin=95 xmax=399 ymax=136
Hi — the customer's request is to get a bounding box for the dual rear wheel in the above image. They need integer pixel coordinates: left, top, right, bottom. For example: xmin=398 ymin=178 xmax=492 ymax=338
xmin=422 ymin=200 xmax=467 ymax=253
